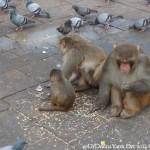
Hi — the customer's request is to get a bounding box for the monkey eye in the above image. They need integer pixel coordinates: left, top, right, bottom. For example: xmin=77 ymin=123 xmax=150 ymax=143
xmin=116 ymin=59 xmax=121 ymax=66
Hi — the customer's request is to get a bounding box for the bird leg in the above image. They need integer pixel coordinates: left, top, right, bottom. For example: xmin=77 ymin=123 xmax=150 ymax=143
xmin=139 ymin=27 xmax=146 ymax=32
xmin=100 ymin=24 xmax=111 ymax=30
xmin=31 ymin=15 xmax=36 ymax=19
xmin=73 ymin=28 xmax=80 ymax=33
xmin=15 ymin=27 xmax=23 ymax=32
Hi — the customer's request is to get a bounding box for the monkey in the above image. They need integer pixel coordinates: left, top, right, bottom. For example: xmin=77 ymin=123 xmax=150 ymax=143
xmin=39 ymin=69 xmax=76 ymax=111
xmin=90 ymin=43 xmax=150 ymax=118
xmin=59 ymin=34 xmax=106 ymax=91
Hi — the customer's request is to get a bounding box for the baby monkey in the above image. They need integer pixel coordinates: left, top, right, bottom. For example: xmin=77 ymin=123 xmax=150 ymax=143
xmin=39 ymin=69 xmax=76 ymax=111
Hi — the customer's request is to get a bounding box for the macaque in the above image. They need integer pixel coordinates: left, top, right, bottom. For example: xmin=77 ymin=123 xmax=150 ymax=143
xmin=59 ymin=34 xmax=106 ymax=91
xmin=90 ymin=43 xmax=150 ymax=118
xmin=39 ymin=69 xmax=76 ymax=111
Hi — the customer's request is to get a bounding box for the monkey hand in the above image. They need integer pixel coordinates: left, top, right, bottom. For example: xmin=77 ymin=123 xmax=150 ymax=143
xmin=121 ymin=82 xmax=131 ymax=92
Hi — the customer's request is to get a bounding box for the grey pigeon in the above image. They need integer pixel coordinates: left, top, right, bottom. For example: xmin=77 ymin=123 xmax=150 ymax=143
xmin=91 ymin=13 xmax=123 ymax=29
xmin=9 ymin=9 xmax=35 ymax=31
xmin=72 ymin=5 xmax=98 ymax=17
xmin=146 ymin=0 xmax=150 ymax=5
xmin=129 ymin=18 xmax=150 ymax=31
xmin=57 ymin=20 xmax=72 ymax=35
xmin=0 ymin=140 xmax=27 ymax=150
xmin=26 ymin=0 xmax=50 ymax=18
xmin=0 ymin=0 xmax=14 ymax=11
xmin=57 ymin=17 xmax=92 ymax=34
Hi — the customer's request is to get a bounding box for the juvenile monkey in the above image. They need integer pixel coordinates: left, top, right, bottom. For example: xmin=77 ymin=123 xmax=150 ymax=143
xmin=39 ymin=69 xmax=76 ymax=111
xmin=59 ymin=34 xmax=106 ymax=91
xmin=90 ymin=43 xmax=150 ymax=118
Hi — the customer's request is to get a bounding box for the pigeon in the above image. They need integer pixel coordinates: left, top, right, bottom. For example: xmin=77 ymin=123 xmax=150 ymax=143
xmin=129 ymin=18 xmax=150 ymax=31
xmin=26 ymin=0 xmax=50 ymax=18
xmin=91 ymin=13 xmax=123 ymax=30
xmin=146 ymin=0 xmax=150 ymax=5
xmin=0 ymin=140 xmax=27 ymax=150
xmin=72 ymin=5 xmax=98 ymax=17
xmin=57 ymin=17 xmax=92 ymax=34
xmin=9 ymin=9 xmax=35 ymax=31
xmin=57 ymin=20 xmax=72 ymax=35
xmin=0 ymin=0 xmax=14 ymax=12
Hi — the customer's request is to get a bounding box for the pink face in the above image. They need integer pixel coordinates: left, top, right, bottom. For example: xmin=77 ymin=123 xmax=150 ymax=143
xmin=50 ymin=76 xmax=56 ymax=82
xmin=120 ymin=62 xmax=131 ymax=74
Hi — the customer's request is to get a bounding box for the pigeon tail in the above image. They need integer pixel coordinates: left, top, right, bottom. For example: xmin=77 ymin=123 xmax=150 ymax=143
xmin=110 ymin=15 xmax=123 ymax=22
xmin=39 ymin=11 xmax=50 ymax=18
xmin=147 ymin=18 xmax=150 ymax=25
xmin=27 ymin=19 xmax=35 ymax=24
xmin=128 ymin=25 xmax=135 ymax=29
xmin=90 ymin=9 xmax=98 ymax=13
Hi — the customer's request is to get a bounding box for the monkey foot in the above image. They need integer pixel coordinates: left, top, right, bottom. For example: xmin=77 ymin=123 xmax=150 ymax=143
xmin=120 ymin=109 xmax=136 ymax=119
xmin=110 ymin=107 xmax=123 ymax=117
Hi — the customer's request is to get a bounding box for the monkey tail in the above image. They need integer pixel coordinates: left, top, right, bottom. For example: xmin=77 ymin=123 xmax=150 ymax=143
xmin=90 ymin=9 xmax=98 ymax=13
xmin=110 ymin=15 xmax=123 ymax=22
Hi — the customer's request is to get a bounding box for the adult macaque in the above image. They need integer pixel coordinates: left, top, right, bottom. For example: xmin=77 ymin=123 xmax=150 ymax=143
xmin=59 ymin=34 xmax=106 ymax=91
xmin=39 ymin=69 xmax=76 ymax=111
xmin=90 ymin=43 xmax=150 ymax=118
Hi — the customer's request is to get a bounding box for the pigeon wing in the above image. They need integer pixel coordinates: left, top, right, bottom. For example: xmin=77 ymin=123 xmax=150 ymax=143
xmin=27 ymin=3 xmax=41 ymax=14
xmin=0 ymin=146 xmax=13 ymax=150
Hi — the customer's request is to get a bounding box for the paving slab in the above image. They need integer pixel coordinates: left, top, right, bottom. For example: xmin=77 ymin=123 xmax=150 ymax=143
xmin=0 ymin=36 xmax=21 ymax=52
xmin=12 ymin=44 xmax=59 ymax=61
xmin=116 ymin=0 xmax=150 ymax=12
xmin=0 ymin=0 xmax=150 ymax=149
xmin=70 ymin=107 xmax=150 ymax=149
xmin=18 ymin=57 xmax=62 ymax=82
xmin=3 ymin=87 xmax=110 ymax=143
xmin=0 ymin=108 xmax=75 ymax=150
xmin=0 ymin=52 xmax=30 ymax=74
xmin=0 ymin=69 xmax=38 ymax=99
xmin=0 ymin=101 xmax=9 ymax=112
xmin=100 ymin=30 xmax=150 ymax=54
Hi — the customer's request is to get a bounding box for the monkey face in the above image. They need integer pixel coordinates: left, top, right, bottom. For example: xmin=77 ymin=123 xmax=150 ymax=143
xmin=50 ymin=69 xmax=63 ymax=82
xmin=114 ymin=44 xmax=139 ymax=74
xmin=50 ymin=76 xmax=56 ymax=82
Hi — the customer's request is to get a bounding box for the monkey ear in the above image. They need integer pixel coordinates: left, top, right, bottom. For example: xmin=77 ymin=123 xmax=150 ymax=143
xmin=113 ymin=44 xmax=117 ymax=49
xmin=62 ymin=39 xmax=66 ymax=48
xmin=60 ymin=38 xmax=66 ymax=48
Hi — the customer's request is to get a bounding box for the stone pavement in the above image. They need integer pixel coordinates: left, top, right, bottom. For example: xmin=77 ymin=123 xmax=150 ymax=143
xmin=0 ymin=0 xmax=150 ymax=150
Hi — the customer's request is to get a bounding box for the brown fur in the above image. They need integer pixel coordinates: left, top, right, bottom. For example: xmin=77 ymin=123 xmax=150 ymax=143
xmin=92 ymin=43 xmax=150 ymax=118
xmin=39 ymin=69 xmax=76 ymax=111
xmin=60 ymin=34 xmax=106 ymax=91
